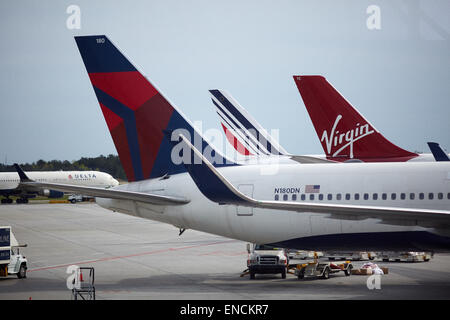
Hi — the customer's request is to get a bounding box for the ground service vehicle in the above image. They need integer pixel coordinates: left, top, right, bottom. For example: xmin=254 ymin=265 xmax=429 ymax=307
xmin=0 ymin=226 xmax=28 ymax=279
xmin=68 ymin=194 xmax=94 ymax=203
xmin=247 ymin=244 xmax=288 ymax=279
xmin=295 ymin=261 xmax=353 ymax=280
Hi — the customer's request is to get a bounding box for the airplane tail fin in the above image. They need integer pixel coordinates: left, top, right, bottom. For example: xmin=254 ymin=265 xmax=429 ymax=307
xmin=75 ymin=35 xmax=233 ymax=182
xmin=209 ymin=89 xmax=288 ymax=156
xmin=293 ymin=75 xmax=417 ymax=162
xmin=427 ymin=142 xmax=450 ymax=161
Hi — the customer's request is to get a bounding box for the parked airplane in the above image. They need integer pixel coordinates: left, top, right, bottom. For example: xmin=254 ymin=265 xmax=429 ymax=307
xmin=15 ymin=35 xmax=450 ymax=252
xmin=0 ymin=170 xmax=119 ymax=204
xmin=211 ymin=80 xmax=448 ymax=162
xmin=293 ymin=75 xmax=448 ymax=162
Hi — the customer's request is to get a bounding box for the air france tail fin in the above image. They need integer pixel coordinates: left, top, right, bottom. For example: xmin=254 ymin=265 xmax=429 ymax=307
xmin=427 ymin=142 xmax=450 ymax=161
xmin=293 ymin=75 xmax=417 ymax=162
xmin=75 ymin=35 xmax=234 ymax=182
xmin=209 ymin=89 xmax=288 ymax=156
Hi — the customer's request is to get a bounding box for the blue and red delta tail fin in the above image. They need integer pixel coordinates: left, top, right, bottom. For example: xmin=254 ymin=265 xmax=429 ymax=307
xmin=293 ymin=75 xmax=418 ymax=162
xmin=75 ymin=35 xmax=234 ymax=181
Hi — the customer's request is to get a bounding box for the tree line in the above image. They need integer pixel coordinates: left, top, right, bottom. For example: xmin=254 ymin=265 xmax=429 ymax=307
xmin=0 ymin=154 xmax=127 ymax=181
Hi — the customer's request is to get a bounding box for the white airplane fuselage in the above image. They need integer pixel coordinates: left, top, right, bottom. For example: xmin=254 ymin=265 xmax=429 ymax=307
xmin=97 ymin=161 xmax=450 ymax=250
xmin=0 ymin=171 xmax=119 ymax=191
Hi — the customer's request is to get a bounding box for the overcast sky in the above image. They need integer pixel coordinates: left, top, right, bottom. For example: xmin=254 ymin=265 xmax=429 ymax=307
xmin=0 ymin=0 xmax=449 ymax=164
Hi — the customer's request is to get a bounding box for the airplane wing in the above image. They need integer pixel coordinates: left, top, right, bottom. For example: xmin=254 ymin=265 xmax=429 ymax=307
xmin=173 ymin=134 xmax=450 ymax=229
xmin=13 ymin=164 xmax=189 ymax=206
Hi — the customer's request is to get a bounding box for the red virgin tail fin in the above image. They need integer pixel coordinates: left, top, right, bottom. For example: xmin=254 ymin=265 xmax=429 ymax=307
xmin=293 ymin=75 xmax=417 ymax=162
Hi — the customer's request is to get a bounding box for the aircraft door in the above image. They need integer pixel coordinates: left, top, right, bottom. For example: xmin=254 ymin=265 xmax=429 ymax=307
xmin=236 ymin=184 xmax=254 ymax=216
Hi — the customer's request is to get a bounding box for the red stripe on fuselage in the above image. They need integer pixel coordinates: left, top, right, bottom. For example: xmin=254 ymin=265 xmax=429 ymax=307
xmin=89 ymin=71 xmax=159 ymax=111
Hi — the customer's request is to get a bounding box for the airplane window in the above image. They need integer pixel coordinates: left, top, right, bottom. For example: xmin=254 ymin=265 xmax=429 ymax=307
xmin=354 ymin=193 xmax=360 ymax=200
xmin=373 ymin=193 xmax=378 ymax=200
xmin=274 ymin=195 xmax=279 ymax=201
xmin=401 ymin=193 xmax=406 ymax=200
xmin=283 ymin=194 xmax=288 ymax=201
xmin=318 ymin=194 xmax=323 ymax=201
xmin=448 ymin=193 xmax=450 ymax=200
xmin=292 ymin=194 xmax=297 ymax=201
xmin=336 ymin=194 xmax=342 ymax=200
xmin=391 ymin=193 xmax=396 ymax=200
xmin=301 ymin=194 xmax=306 ymax=201
xmin=428 ymin=193 xmax=433 ymax=200
xmin=382 ymin=193 xmax=387 ymax=200
xmin=438 ymin=193 xmax=443 ymax=200
xmin=363 ymin=193 xmax=369 ymax=200
xmin=345 ymin=193 xmax=350 ymax=200
xmin=410 ymin=193 xmax=415 ymax=200
xmin=309 ymin=194 xmax=314 ymax=201
xmin=419 ymin=193 xmax=424 ymax=200
xmin=327 ymin=194 xmax=332 ymax=200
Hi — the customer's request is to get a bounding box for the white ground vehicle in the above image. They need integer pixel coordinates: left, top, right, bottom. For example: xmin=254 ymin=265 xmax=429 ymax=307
xmin=378 ymin=252 xmax=432 ymax=262
xmin=0 ymin=226 xmax=28 ymax=279
xmin=68 ymin=194 xmax=94 ymax=204
xmin=295 ymin=261 xmax=353 ymax=280
xmin=246 ymin=244 xmax=288 ymax=279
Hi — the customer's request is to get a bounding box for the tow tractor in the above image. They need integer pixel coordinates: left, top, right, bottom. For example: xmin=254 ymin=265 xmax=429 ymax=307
xmin=294 ymin=259 xmax=353 ymax=280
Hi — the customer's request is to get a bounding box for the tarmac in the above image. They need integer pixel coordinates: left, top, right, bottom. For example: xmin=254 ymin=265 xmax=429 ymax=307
xmin=1 ymin=202 xmax=450 ymax=300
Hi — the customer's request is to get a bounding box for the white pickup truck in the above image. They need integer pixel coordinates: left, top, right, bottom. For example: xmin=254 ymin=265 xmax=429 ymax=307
xmin=246 ymin=243 xmax=288 ymax=279
xmin=0 ymin=226 xmax=28 ymax=279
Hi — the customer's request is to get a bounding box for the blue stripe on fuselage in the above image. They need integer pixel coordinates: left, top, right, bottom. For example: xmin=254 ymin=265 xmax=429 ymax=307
xmin=268 ymin=231 xmax=450 ymax=252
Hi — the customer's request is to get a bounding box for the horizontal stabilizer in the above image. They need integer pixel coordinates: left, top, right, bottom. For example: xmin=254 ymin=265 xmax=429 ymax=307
xmin=289 ymin=155 xmax=337 ymax=164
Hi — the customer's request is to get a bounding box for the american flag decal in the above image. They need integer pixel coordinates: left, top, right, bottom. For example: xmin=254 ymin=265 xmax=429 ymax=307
xmin=305 ymin=185 xmax=320 ymax=193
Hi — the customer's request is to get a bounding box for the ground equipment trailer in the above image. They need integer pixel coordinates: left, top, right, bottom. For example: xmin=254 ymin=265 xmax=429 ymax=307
xmin=378 ymin=251 xmax=432 ymax=262
xmin=0 ymin=226 xmax=28 ymax=279
xmin=324 ymin=252 xmax=376 ymax=261
xmin=295 ymin=261 xmax=353 ymax=280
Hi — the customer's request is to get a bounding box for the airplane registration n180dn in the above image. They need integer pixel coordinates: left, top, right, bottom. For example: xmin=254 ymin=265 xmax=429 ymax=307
xmin=16 ymin=35 xmax=450 ymax=253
